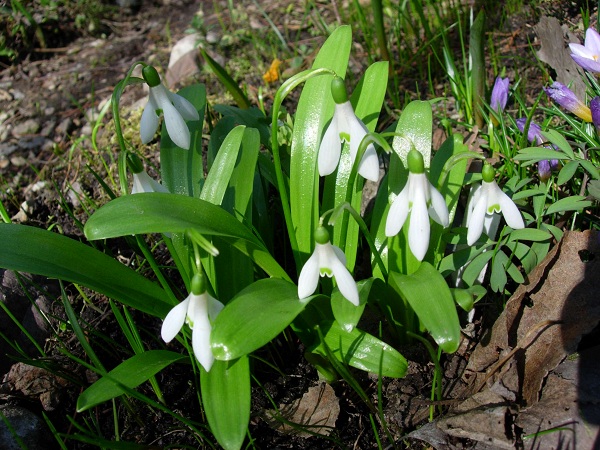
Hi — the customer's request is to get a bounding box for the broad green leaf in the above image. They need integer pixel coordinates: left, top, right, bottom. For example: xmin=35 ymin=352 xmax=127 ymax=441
xmin=77 ymin=350 xmax=186 ymax=412
xmin=389 ymin=262 xmax=460 ymax=353
xmin=324 ymin=61 xmax=389 ymax=270
xmin=451 ymin=288 xmax=474 ymax=312
xmin=331 ymin=278 xmax=373 ymax=332
xmin=589 ymin=179 xmax=600 ymax=200
xmin=462 ymin=250 xmax=494 ymax=286
xmin=544 ymin=196 xmax=593 ymax=215
xmin=541 ymin=129 xmax=574 ymax=158
xmin=557 ymin=160 xmax=580 ymax=186
xmin=0 ymin=223 xmax=170 ymax=317
xmin=507 ymin=228 xmax=551 ymax=242
xmin=310 ymin=321 xmax=408 ymax=378
xmin=211 ymin=279 xmax=305 ymax=360
xmin=580 ymin=159 xmax=600 ymax=180
xmin=290 ymin=25 xmax=351 ymax=260
xmin=201 ymin=357 xmax=250 ymax=450
xmin=490 ymin=250 xmax=508 ymax=292
xmin=84 ymin=193 xmax=289 ymax=281
xmin=514 ymin=147 xmax=570 ymax=164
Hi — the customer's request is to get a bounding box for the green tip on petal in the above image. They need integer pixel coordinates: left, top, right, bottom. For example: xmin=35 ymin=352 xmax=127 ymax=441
xmin=331 ymin=77 xmax=348 ymax=104
xmin=482 ymin=163 xmax=495 ymax=183
xmin=142 ymin=65 xmax=161 ymax=88
xmin=407 ymin=149 xmax=425 ymax=174
xmin=314 ymin=226 xmax=330 ymax=244
xmin=191 ymin=273 xmax=207 ymax=295
xmin=126 ymin=153 xmax=144 ymax=174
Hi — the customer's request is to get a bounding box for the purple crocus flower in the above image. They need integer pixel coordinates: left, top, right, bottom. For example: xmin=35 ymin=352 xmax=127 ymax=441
xmin=591 ymin=96 xmax=600 ymax=132
xmin=516 ymin=118 xmax=559 ymax=182
xmin=490 ymin=77 xmax=510 ymax=113
xmin=569 ymin=28 xmax=600 ymax=73
xmin=544 ymin=82 xmax=592 ymax=122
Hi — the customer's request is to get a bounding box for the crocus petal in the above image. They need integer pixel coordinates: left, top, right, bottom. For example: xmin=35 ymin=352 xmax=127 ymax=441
xmin=169 ymin=92 xmax=200 ymax=121
xmin=385 ymin=186 xmax=410 ymax=237
xmin=298 ymin=251 xmax=321 ymax=299
xmin=318 ymin=120 xmax=341 ymax=176
xmin=467 ymin=194 xmax=488 ymax=246
xmin=408 ymin=185 xmax=430 ymax=261
xmin=191 ymin=315 xmax=214 ymax=372
xmin=140 ymin=101 xmax=159 ymax=144
xmin=329 ymin=256 xmax=359 ymax=306
xmin=569 ymin=43 xmax=596 ymax=59
xmin=161 ymin=297 xmax=190 ymax=343
xmin=490 ymin=76 xmax=509 ymax=112
xmin=538 ymin=160 xmax=551 ymax=181
xmin=497 ymin=191 xmax=525 ymax=230
xmin=428 ymin=183 xmax=450 ymax=227
xmin=571 ymin=54 xmax=600 ymax=73
xmin=585 ymin=27 xmax=600 ymax=53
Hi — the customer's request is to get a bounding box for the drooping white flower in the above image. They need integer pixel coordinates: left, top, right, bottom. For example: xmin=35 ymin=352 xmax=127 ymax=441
xmin=161 ymin=274 xmax=224 ymax=372
xmin=127 ymin=153 xmax=169 ymax=194
xmin=318 ymin=77 xmax=379 ymax=182
xmin=466 ymin=164 xmax=525 ymax=246
xmin=297 ymin=226 xmax=359 ymax=306
xmin=140 ymin=65 xmax=199 ymax=150
xmin=385 ymin=149 xmax=449 ymax=261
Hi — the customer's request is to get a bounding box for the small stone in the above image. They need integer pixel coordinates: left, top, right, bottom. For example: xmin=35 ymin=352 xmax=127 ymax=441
xmin=0 ymin=142 xmax=19 ymax=157
xmin=0 ymin=406 xmax=47 ymax=450
xmin=10 ymin=155 xmax=27 ymax=167
xmin=44 ymin=106 xmax=55 ymax=116
xmin=10 ymin=201 xmax=30 ymax=223
xmin=0 ymin=157 xmax=8 ymax=169
xmin=0 ymin=89 xmax=12 ymax=101
xmin=11 ymin=119 xmax=40 ymax=138
xmin=55 ymin=117 xmax=73 ymax=136
xmin=11 ymin=89 xmax=24 ymax=100
xmin=40 ymin=119 xmax=57 ymax=137
xmin=18 ymin=136 xmax=47 ymax=151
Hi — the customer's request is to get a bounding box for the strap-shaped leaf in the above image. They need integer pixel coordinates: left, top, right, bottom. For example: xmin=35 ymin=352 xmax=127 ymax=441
xmin=211 ymin=278 xmax=305 ymax=360
xmin=289 ymin=25 xmax=352 ymax=260
xmin=84 ymin=193 xmax=289 ymax=281
xmin=77 ymin=350 xmax=187 ymax=412
xmin=389 ymin=262 xmax=460 ymax=353
xmin=201 ymin=357 xmax=250 ymax=450
xmin=309 ymin=320 xmax=408 ymax=378
xmin=0 ymin=223 xmax=170 ymax=317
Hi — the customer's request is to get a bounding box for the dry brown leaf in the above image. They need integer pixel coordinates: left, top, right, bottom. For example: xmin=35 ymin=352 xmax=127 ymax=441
xmin=265 ymin=382 xmax=340 ymax=437
xmin=535 ymin=16 xmax=587 ymax=99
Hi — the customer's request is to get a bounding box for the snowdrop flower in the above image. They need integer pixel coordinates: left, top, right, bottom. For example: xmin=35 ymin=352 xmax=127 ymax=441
xmin=318 ymin=77 xmax=379 ymax=182
xmin=140 ymin=65 xmax=199 ymax=150
xmin=569 ymin=27 xmax=600 ymax=73
xmin=544 ymin=82 xmax=592 ymax=122
xmin=161 ymin=274 xmax=224 ymax=372
xmin=297 ymin=226 xmax=359 ymax=306
xmin=385 ymin=149 xmax=449 ymax=261
xmin=128 ymin=153 xmax=169 ymax=194
xmin=490 ymin=76 xmax=509 ymax=113
xmin=515 ymin=118 xmax=559 ymax=181
xmin=466 ymin=164 xmax=525 ymax=246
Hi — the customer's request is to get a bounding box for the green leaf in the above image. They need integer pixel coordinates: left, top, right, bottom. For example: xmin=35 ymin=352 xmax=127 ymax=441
xmin=541 ymin=129 xmax=574 ymax=159
xmin=544 ymin=196 xmax=593 ymax=216
xmin=331 ymin=278 xmax=373 ymax=332
xmin=389 ymin=262 xmax=460 ymax=353
xmin=77 ymin=350 xmax=186 ymax=412
xmin=514 ymin=147 xmax=569 ymax=165
xmin=589 ymin=179 xmax=600 ymax=200
xmin=289 ymin=25 xmax=352 ymax=258
xmin=490 ymin=250 xmax=508 ymax=292
xmin=557 ymin=160 xmax=580 ymax=186
xmin=84 ymin=194 xmax=289 ymax=281
xmin=310 ymin=321 xmax=408 ymax=378
xmin=507 ymin=228 xmax=551 ymax=242
xmin=325 ymin=61 xmax=389 ymax=270
xmin=580 ymin=159 xmax=600 ymax=180
xmin=200 ymin=47 xmax=251 ymax=109
xmin=201 ymin=357 xmax=250 ymax=450
xmin=211 ymin=279 xmax=304 ymax=360
xmin=0 ymin=223 xmax=170 ymax=317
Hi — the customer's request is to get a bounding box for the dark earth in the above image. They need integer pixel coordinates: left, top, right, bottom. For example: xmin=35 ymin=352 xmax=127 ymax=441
xmin=1 ymin=0 xmax=599 ymax=448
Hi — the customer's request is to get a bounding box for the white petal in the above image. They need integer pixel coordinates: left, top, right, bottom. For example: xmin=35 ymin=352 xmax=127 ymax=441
xmin=498 ymin=191 xmax=525 ymax=230
xmin=169 ymin=92 xmax=200 ymax=121
xmin=385 ymin=185 xmax=410 ymax=237
xmin=297 ymin=251 xmax=321 ymax=299
xmin=192 ymin=315 xmax=214 ymax=372
xmin=408 ymin=185 xmax=430 ymax=261
xmin=428 ymin=183 xmax=449 ymax=226
xmin=467 ymin=195 xmax=488 ymax=245
xmin=161 ymin=297 xmax=190 ymax=343
xmin=329 ymin=256 xmax=359 ymax=306
xmin=482 ymin=212 xmax=501 ymax=240
xmin=140 ymin=100 xmax=159 ymax=144
xmin=318 ymin=121 xmax=342 ymax=176
xmin=357 ymin=143 xmax=379 ymax=182
xmin=331 ymin=244 xmax=347 ymax=266
xmin=207 ymin=295 xmax=225 ymax=322
xmin=131 ymin=171 xmax=168 ymax=194
xmin=153 ymin=85 xmax=191 ymax=149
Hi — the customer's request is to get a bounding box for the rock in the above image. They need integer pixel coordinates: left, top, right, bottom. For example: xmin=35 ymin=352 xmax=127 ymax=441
xmin=11 ymin=119 xmax=40 ymax=138
xmin=55 ymin=117 xmax=73 ymax=137
xmin=0 ymin=406 xmax=48 ymax=450
xmin=3 ymin=363 xmax=69 ymax=411
xmin=10 ymin=200 xmax=31 ymax=222
xmin=10 ymin=155 xmax=28 ymax=167
xmin=0 ymin=142 xmax=19 ymax=157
